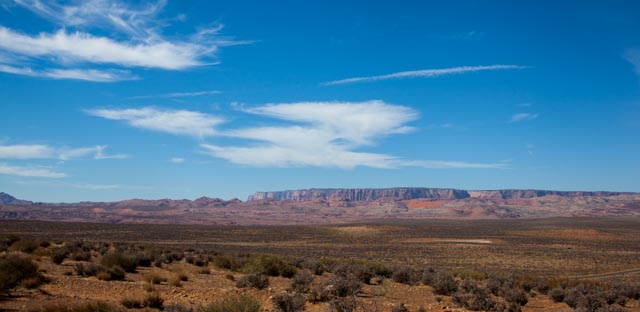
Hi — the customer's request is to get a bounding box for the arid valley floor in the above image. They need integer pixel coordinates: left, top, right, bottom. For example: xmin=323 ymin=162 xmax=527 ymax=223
xmin=0 ymin=217 xmax=638 ymax=311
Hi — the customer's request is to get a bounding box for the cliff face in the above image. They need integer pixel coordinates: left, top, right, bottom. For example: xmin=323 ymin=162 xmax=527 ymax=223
xmin=248 ymin=188 xmax=633 ymax=201
xmin=247 ymin=188 xmax=470 ymax=201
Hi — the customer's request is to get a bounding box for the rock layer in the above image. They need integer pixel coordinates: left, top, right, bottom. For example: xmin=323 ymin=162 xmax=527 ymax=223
xmin=248 ymin=188 xmax=633 ymax=201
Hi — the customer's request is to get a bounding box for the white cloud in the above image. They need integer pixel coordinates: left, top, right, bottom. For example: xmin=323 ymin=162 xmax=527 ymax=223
xmin=170 ymin=157 xmax=185 ymax=163
xmin=0 ymin=144 xmax=54 ymax=159
xmin=404 ymin=160 xmax=510 ymax=169
xmin=0 ymin=163 xmax=65 ymax=178
xmin=201 ymin=101 xmax=506 ymax=169
xmin=58 ymin=145 xmax=128 ymax=160
xmin=0 ymin=0 xmax=249 ymax=81
xmin=0 ymin=144 xmax=127 ymax=160
xmin=0 ymin=27 xmax=214 ymax=70
xmin=324 ymin=65 xmax=528 ymax=85
xmin=86 ymin=107 xmax=224 ymax=138
xmin=129 ymin=90 xmax=221 ymax=99
xmin=0 ymin=64 xmax=136 ymax=82
xmin=509 ymin=113 xmax=539 ymax=123
xmin=626 ymin=49 xmax=640 ymax=75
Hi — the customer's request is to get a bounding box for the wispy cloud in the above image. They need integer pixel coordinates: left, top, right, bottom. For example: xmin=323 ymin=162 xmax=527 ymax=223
xmin=625 ymin=49 xmax=640 ymax=75
xmin=128 ymin=90 xmax=221 ymax=99
xmin=323 ymin=65 xmax=528 ymax=85
xmin=86 ymin=107 xmax=224 ymax=138
xmin=0 ymin=64 xmax=136 ymax=82
xmin=201 ymin=101 xmax=507 ymax=169
xmin=0 ymin=163 xmax=65 ymax=178
xmin=0 ymin=144 xmax=127 ymax=160
xmin=509 ymin=113 xmax=539 ymax=123
xmin=0 ymin=144 xmax=54 ymax=159
xmin=170 ymin=157 xmax=185 ymax=164
xmin=0 ymin=0 xmax=249 ymax=81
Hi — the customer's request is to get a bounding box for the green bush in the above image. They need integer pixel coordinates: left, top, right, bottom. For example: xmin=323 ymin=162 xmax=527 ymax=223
xmin=235 ymin=273 xmax=269 ymax=289
xmin=291 ymin=271 xmax=314 ymax=292
xmin=0 ymin=253 xmax=41 ymax=292
xmin=242 ymin=254 xmax=296 ymax=277
xmin=31 ymin=302 xmax=121 ymax=312
xmin=272 ymin=293 xmax=306 ymax=312
xmin=143 ymin=292 xmax=164 ymax=310
xmin=201 ymin=294 xmax=261 ymax=312
xmin=101 ymin=252 xmax=137 ymax=273
xmin=11 ymin=239 xmax=40 ymax=253
xmin=431 ymin=272 xmax=457 ymax=295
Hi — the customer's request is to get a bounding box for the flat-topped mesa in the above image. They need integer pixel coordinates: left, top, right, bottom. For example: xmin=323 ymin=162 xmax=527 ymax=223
xmin=468 ymin=190 xmax=631 ymax=199
xmin=247 ymin=188 xmax=471 ymax=201
xmin=247 ymin=188 xmax=635 ymax=202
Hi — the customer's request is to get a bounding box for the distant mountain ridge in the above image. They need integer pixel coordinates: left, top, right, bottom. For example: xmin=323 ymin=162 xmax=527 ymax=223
xmin=247 ymin=188 xmax=635 ymax=201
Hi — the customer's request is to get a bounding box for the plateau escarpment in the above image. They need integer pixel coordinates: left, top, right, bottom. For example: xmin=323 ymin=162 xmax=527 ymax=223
xmin=248 ymin=188 xmax=633 ymax=201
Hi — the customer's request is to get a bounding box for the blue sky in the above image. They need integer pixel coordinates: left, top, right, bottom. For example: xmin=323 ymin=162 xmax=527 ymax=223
xmin=1 ymin=1 xmax=639 ymax=202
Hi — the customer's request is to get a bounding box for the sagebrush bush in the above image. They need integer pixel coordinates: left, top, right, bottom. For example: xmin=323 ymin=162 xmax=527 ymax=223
xmin=431 ymin=272 xmax=457 ymax=295
xmin=101 ymin=252 xmax=137 ymax=273
xmin=312 ymin=275 xmax=362 ymax=302
xmin=327 ymin=297 xmax=357 ymax=312
xmin=452 ymin=280 xmax=497 ymax=311
xmin=11 ymin=239 xmax=40 ymax=254
xmin=272 ymin=293 xmax=306 ymax=312
xmin=242 ymin=254 xmax=296 ymax=277
xmin=143 ymin=292 xmax=164 ymax=310
xmin=200 ymin=294 xmax=261 ymax=312
xmin=390 ymin=303 xmax=409 ymax=312
xmin=121 ymin=297 xmax=143 ymax=309
xmin=51 ymin=248 xmax=69 ymax=265
xmin=291 ymin=271 xmax=315 ymax=292
xmin=33 ymin=302 xmax=121 ymax=312
xmin=145 ymin=272 xmax=167 ymax=285
xmin=0 ymin=253 xmax=41 ymax=292
xmin=235 ymin=273 xmax=269 ymax=289
xmin=548 ymin=287 xmax=565 ymax=302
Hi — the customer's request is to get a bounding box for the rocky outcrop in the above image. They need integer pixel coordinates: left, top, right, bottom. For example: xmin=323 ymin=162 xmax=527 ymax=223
xmin=247 ymin=188 xmax=471 ymax=201
xmin=248 ymin=188 xmax=634 ymax=202
xmin=0 ymin=192 xmax=32 ymax=205
xmin=468 ymin=190 xmax=632 ymax=199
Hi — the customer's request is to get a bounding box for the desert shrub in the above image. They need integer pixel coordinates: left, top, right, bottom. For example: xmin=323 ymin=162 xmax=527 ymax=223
xmin=33 ymin=302 xmax=121 ymax=312
xmin=213 ymin=255 xmax=241 ymax=271
xmin=431 ymin=272 xmax=457 ymax=295
xmin=502 ymin=286 xmax=528 ymax=308
xmin=20 ymin=276 xmax=42 ymax=289
xmin=563 ymin=283 xmax=607 ymax=311
xmin=327 ymin=297 xmax=357 ymax=312
xmin=296 ymin=258 xmax=326 ymax=276
xmin=549 ymin=287 xmax=565 ymax=302
xmin=101 ymin=252 xmax=137 ymax=273
xmin=11 ymin=239 xmax=40 ymax=253
xmin=96 ymin=272 xmax=112 ymax=281
xmin=452 ymin=280 xmax=497 ymax=311
xmin=143 ymin=293 xmax=164 ymax=310
xmin=390 ymin=303 xmax=409 ymax=312
xmin=242 ymin=254 xmax=296 ymax=277
xmin=534 ymin=280 xmax=550 ymax=294
xmin=0 ymin=253 xmax=41 ymax=292
xmin=51 ymin=248 xmax=69 ymax=265
xmin=368 ymin=262 xmax=393 ymax=278
xmin=272 ymin=293 xmax=306 ymax=312
xmin=70 ymin=251 xmax=92 ymax=262
xmin=145 ymin=272 xmax=167 ymax=285
xmin=421 ymin=267 xmax=436 ymax=285
xmin=163 ymin=304 xmax=195 ymax=312
xmin=312 ymin=275 xmax=362 ymax=302
xmin=75 ymin=263 xmax=106 ymax=277
xmin=235 ymin=273 xmax=269 ymax=289
xmin=39 ymin=240 xmax=51 ymax=248
xmin=606 ymin=281 xmax=640 ymax=305
xmin=201 ymin=294 xmax=261 ymax=312
xmin=391 ymin=266 xmax=416 ymax=285
xmin=135 ymin=252 xmax=154 ymax=267
xmin=4 ymin=234 xmax=20 ymax=246
xmin=291 ymin=271 xmax=314 ymax=292
xmin=121 ymin=297 xmax=143 ymax=309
